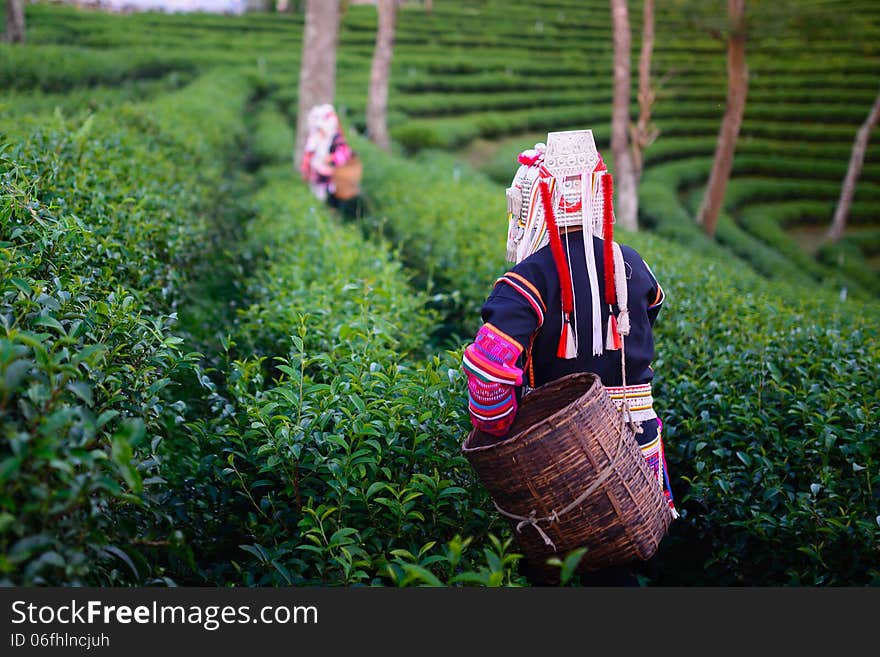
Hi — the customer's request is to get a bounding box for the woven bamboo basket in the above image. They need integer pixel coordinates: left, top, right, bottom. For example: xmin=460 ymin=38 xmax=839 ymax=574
xmin=331 ymin=155 xmax=362 ymax=200
xmin=462 ymin=371 xmax=672 ymax=583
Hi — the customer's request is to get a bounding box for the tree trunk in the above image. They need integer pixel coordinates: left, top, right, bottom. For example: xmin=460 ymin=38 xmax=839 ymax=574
xmin=5 ymin=0 xmax=25 ymax=44
xmin=828 ymin=88 xmax=880 ymax=243
xmin=697 ymin=0 xmax=748 ymax=237
xmin=610 ymin=0 xmax=638 ymax=231
xmin=631 ymin=0 xmax=657 ymax=179
xmin=294 ymin=0 xmax=340 ymax=169
xmin=366 ymin=0 xmax=397 ymax=152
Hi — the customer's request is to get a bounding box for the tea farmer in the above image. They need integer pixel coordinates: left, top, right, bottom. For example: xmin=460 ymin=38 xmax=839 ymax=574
xmin=461 ymin=130 xmax=677 ymax=584
xmin=299 ymin=103 xmax=355 ymax=207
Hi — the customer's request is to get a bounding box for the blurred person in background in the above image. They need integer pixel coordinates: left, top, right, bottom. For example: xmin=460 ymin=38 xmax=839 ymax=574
xmin=300 ymin=103 xmax=358 ymax=209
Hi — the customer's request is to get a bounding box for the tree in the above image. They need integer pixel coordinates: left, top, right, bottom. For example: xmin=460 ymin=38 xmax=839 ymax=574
xmin=610 ymin=0 xmax=638 ymax=231
xmin=827 ymin=88 xmax=880 ymax=243
xmin=696 ymin=0 xmax=748 ymax=237
xmin=630 ymin=0 xmax=659 ymax=179
xmin=4 ymin=0 xmax=25 ymax=44
xmin=366 ymin=0 xmax=397 ymax=152
xmin=294 ymin=0 xmax=340 ymax=170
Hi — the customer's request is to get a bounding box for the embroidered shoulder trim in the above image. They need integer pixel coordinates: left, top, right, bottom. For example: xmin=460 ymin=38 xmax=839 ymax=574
xmin=494 ymin=272 xmax=546 ymax=327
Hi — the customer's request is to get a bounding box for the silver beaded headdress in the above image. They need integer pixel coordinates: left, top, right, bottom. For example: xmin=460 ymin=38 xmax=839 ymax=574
xmin=503 ymin=130 xmax=622 ymax=358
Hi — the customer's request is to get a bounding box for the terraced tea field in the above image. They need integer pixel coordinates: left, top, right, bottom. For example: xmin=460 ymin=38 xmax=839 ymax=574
xmin=2 ymin=1 xmax=878 ymax=587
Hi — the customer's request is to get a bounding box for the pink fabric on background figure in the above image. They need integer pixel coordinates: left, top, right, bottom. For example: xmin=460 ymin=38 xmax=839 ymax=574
xmin=331 ymin=142 xmax=352 ymax=167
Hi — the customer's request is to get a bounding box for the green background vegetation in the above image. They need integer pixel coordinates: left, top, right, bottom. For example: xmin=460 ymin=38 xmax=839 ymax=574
xmin=1 ymin=0 xmax=878 ymax=586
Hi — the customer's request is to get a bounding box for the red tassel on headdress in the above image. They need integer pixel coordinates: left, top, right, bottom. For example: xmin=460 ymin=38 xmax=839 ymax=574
xmin=602 ymin=174 xmax=622 ymax=351
xmin=602 ymin=173 xmax=616 ymax=306
xmin=539 ymin=179 xmax=577 ymax=359
xmin=606 ymin=313 xmax=622 ymax=350
xmin=557 ymin=318 xmax=577 ymax=359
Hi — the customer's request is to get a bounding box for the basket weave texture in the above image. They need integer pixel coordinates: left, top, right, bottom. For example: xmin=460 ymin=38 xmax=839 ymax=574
xmin=331 ymin=155 xmax=362 ymax=200
xmin=462 ymin=371 xmax=671 ymax=579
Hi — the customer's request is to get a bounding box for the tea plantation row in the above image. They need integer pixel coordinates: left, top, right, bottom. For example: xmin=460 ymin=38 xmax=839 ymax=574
xmin=1 ymin=71 xmax=253 ymax=584
xmin=1 ymin=69 xmax=529 ymax=586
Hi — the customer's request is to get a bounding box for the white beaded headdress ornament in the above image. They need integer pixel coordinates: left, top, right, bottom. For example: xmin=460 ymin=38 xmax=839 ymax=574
xmin=504 ymin=130 xmax=627 ymax=358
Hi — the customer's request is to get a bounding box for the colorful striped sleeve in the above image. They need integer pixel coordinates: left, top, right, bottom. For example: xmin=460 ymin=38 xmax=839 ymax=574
xmin=462 ymin=323 xmax=524 ymax=437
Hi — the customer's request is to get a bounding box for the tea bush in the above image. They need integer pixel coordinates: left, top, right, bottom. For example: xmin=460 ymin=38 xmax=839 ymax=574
xmin=234 ymin=167 xmax=434 ymax=361
xmin=247 ymin=104 xmax=296 ymax=168
xmin=639 ymin=160 xmax=878 ymax=301
xmin=0 ymin=43 xmax=196 ymax=93
xmin=352 ymin=136 xmax=511 ymax=340
xmin=163 ymin=163 xmax=522 ymax=586
xmin=639 ymin=236 xmax=880 ymax=585
xmin=0 ymin=70 xmax=254 ymax=585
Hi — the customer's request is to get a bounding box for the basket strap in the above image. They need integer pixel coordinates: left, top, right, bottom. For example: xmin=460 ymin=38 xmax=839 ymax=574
xmin=492 ymin=505 xmax=559 ymax=551
xmin=619 ymin=326 xmax=635 ymax=431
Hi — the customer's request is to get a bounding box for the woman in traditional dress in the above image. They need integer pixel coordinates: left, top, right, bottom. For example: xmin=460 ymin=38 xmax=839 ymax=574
xmin=300 ymin=103 xmax=355 ymax=206
xmin=461 ymin=130 xmax=676 ymax=585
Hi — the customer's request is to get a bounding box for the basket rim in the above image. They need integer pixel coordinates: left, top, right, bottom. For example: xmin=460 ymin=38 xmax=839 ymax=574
xmin=461 ymin=371 xmax=604 ymax=454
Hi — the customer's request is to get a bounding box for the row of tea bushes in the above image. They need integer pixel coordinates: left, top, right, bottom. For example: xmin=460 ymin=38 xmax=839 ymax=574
xmin=637 ymin=159 xmax=876 ymax=300
xmin=476 ymin=134 xmax=880 ymax=192
xmin=815 ymin=238 xmax=880 ymax=300
xmin=393 ymin=68 xmax=880 ymax=96
xmin=0 ymin=43 xmax=196 ymax=92
xmin=20 ymin=3 xmax=368 ymax=80
xmin=392 ymin=109 xmax=871 ymax=155
xmin=349 ymin=136 xmax=511 ymax=341
xmin=23 ymin=3 xmax=298 ymax=49
xmin=686 ymin=180 xmax=880 ymax=298
xmin=395 ymin=91 xmax=874 ymax=127
xmin=631 ymin=233 xmax=880 ymax=585
xmin=246 ymin=103 xmax=296 ymax=170
xmin=232 ymin=165 xmax=434 ymax=363
xmin=0 ymin=73 xmax=195 ymax=123
xmin=738 ymin=202 xmax=880 ymax=296
xmin=641 ymin=136 xmax=880 ymax=171
xmin=168 ymin=160 xmax=523 ymax=586
xmin=7 ymin=15 xmax=306 ymax=109
xmin=0 ymin=71 xmax=254 ymax=585
xmin=391 ymin=106 xmax=611 ymax=153
xmin=393 ymin=86 xmax=879 ymax=123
